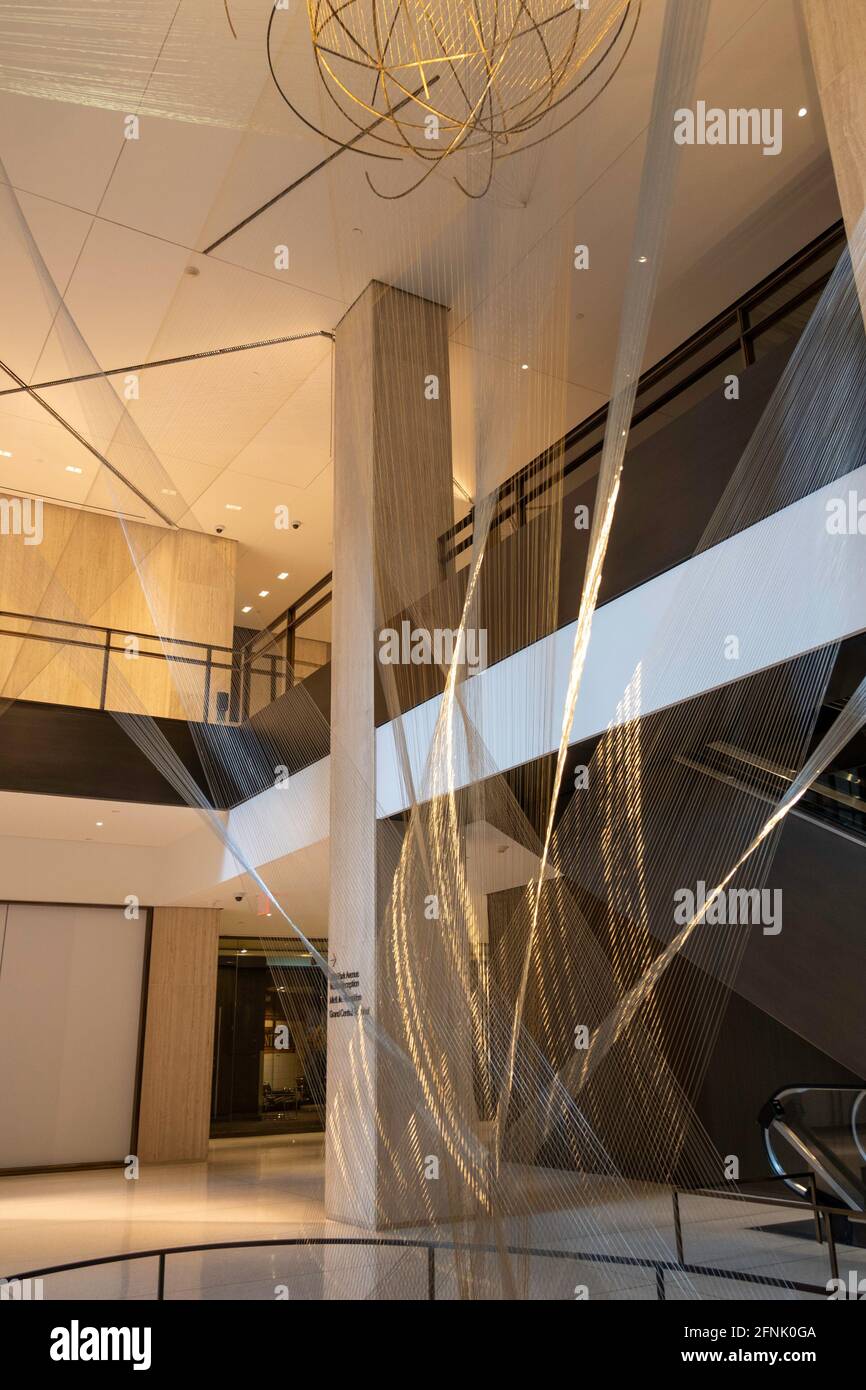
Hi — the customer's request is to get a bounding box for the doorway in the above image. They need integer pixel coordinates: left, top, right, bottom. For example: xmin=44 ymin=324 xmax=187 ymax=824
xmin=211 ymin=936 xmax=327 ymax=1138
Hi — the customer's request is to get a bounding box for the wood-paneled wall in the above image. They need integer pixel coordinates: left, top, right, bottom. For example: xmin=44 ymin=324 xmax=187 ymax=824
xmin=0 ymin=499 xmax=236 ymax=719
xmin=136 ymin=906 xmax=220 ymax=1164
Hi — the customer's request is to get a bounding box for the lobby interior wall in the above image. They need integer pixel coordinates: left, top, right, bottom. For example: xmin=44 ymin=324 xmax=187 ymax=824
xmin=0 ymin=902 xmax=148 ymax=1171
xmin=0 ymin=499 xmax=237 ymax=721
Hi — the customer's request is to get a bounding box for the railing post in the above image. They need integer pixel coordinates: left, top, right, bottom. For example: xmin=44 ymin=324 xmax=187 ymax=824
xmin=808 ymin=1173 xmax=822 ymax=1245
xmin=99 ymin=629 xmax=112 ymax=710
xmin=672 ymin=1189 xmax=684 ymax=1264
xmin=655 ymin=1267 xmax=666 ymax=1301
xmin=737 ymin=305 xmax=755 ymax=367
xmin=241 ymin=645 xmax=250 ymax=722
xmin=515 ymin=472 xmax=527 ymax=530
xmin=287 ymin=608 xmax=297 ymax=695
xmin=427 ymin=1245 xmax=436 ymax=1301
xmin=157 ymin=1251 xmax=166 ymax=1301
xmin=823 ymin=1211 xmax=840 ymax=1287
xmin=203 ymin=646 xmax=212 ymax=723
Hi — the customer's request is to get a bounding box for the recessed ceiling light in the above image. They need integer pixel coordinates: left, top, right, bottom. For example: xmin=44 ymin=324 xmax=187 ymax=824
xmin=0 ymin=449 xmax=12 ymax=458
xmin=65 ymin=465 xmax=83 ymax=474
xmin=638 ymin=255 xmax=648 ymax=264
xmin=277 ymin=572 xmax=289 ymax=580
xmin=521 ymin=363 xmax=529 ymax=370
xmin=798 ymin=106 xmax=808 ymax=118
xmin=241 ymin=605 xmax=252 ymax=613
xmin=95 ymin=821 xmax=104 ymax=827
xmin=225 ymin=503 xmax=242 ymax=511
xmin=259 ymin=590 xmax=269 ymax=598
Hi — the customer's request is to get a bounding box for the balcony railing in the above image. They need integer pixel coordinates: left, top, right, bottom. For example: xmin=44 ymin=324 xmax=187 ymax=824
xmin=0 ymin=597 xmax=330 ymax=726
xmin=234 ymin=217 xmax=847 ymax=652
xmin=439 ymin=219 xmax=847 ymax=568
xmin=0 ymin=221 xmax=847 ymax=731
xmin=3 ymin=1174 xmax=860 ymax=1300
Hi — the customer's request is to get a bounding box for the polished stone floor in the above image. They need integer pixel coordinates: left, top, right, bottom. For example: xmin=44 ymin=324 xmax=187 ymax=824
xmin=1 ymin=1137 xmax=863 ymax=1300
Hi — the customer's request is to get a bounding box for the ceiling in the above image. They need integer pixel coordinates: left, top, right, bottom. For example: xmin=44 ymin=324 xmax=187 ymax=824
xmin=0 ymin=789 xmax=201 ymax=846
xmin=0 ymin=0 xmax=839 ymax=633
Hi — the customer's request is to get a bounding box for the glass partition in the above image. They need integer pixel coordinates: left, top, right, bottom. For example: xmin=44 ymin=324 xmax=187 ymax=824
xmin=211 ymin=937 xmax=327 ymax=1138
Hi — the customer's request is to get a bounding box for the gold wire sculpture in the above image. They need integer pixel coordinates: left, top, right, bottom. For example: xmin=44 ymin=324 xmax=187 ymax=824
xmin=270 ymin=1 xmax=640 ymax=198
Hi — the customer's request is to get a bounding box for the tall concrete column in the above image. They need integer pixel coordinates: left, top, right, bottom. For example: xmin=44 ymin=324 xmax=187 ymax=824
xmin=804 ymin=0 xmax=866 ymax=315
xmin=326 ymin=282 xmax=452 ymax=1228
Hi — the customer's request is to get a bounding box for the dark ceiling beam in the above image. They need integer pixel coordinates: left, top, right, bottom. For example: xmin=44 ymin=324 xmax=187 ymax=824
xmin=0 ymin=330 xmax=333 ymax=398
xmin=201 ymin=78 xmax=440 ymax=257
xmin=0 ymin=355 xmax=176 ymax=527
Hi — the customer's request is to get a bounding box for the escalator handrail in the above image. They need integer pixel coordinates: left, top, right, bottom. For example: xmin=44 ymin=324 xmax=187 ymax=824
xmin=760 ymin=1083 xmax=866 ymax=1212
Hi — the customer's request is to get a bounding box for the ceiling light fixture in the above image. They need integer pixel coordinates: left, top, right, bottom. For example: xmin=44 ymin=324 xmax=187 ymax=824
xmin=284 ymin=1 xmax=639 ymax=199
xmin=798 ymin=106 xmax=808 ymax=118
xmin=521 ymin=363 xmax=529 ymax=371
xmin=0 ymin=449 xmax=12 ymax=458
xmin=65 ymin=465 xmax=83 ymax=474
xmin=95 ymin=821 xmax=104 ymax=827
xmin=638 ymin=255 xmax=648 ymax=263
xmin=241 ymin=605 xmax=252 ymax=614
xmin=277 ymin=571 xmax=289 ymax=580
xmin=225 ymin=503 xmax=242 ymax=511
xmin=259 ymin=590 xmax=269 ymax=598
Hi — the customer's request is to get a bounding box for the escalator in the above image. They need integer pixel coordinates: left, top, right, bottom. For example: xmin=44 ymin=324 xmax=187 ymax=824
xmin=759 ymin=1086 xmax=866 ymax=1242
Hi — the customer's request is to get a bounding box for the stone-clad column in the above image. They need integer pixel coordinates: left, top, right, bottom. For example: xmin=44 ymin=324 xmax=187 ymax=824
xmin=326 ymin=282 xmax=452 ymax=1227
xmin=804 ymin=0 xmax=866 ymax=317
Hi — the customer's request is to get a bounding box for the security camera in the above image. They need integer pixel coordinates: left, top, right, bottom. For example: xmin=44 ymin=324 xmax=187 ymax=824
xmin=291 ymin=520 xmax=301 ymax=530
xmin=215 ymin=524 xmax=225 ymax=534
xmin=234 ymin=892 xmax=245 ymax=903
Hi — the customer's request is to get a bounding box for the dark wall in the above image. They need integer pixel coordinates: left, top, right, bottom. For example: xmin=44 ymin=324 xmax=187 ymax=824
xmin=694 ymin=982 xmax=863 ymax=1180
xmin=0 ymin=699 xmax=209 ymax=805
xmin=487 ymin=877 xmax=863 ymax=1185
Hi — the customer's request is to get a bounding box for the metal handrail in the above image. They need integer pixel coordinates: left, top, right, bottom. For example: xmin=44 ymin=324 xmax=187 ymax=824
xmin=0 ymin=1208 xmax=844 ymax=1303
xmin=0 ymin=608 xmax=295 ymax=724
xmin=234 ymin=219 xmax=846 ymax=647
xmin=672 ymin=1172 xmax=866 ymax=1289
xmin=439 ymin=219 xmax=846 ymax=565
